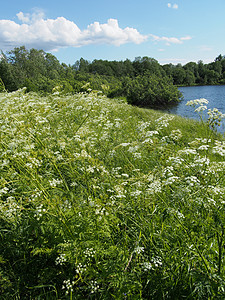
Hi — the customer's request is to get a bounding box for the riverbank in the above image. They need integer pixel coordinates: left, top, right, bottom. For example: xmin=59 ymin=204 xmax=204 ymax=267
xmin=1 ymin=90 xmax=225 ymax=299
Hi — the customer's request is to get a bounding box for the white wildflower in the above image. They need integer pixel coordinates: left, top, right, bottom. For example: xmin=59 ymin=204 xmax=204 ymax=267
xmin=145 ymin=130 xmax=159 ymax=137
xmin=34 ymin=204 xmax=46 ymax=220
xmin=198 ymin=145 xmax=210 ymax=151
xmin=169 ymin=129 xmax=182 ymax=141
xmin=90 ymin=280 xmax=99 ymax=294
xmin=84 ymin=248 xmax=96 ymax=259
xmin=141 ymin=262 xmax=153 ymax=271
xmin=162 ymin=166 xmax=174 ymax=177
xmin=142 ymin=138 xmax=153 ymax=144
xmin=195 ymin=105 xmax=207 ymax=112
xmin=62 ymin=279 xmax=75 ymax=295
xmin=130 ymin=190 xmax=142 ymax=197
xmin=186 ymin=98 xmax=209 ymax=107
xmin=167 ymin=156 xmax=184 ymax=166
xmin=212 ymin=141 xmax=225 ymax=156
xmin=133 ymin=152 xmax=142 ymax=159
xmin=134 ymin=246 xmax=144 ymax=254
xmin=128 ymin=145 xmax=139 ymax=153
xmin=75 ymin=263 xmax=87 ymax=274
xmin=178 ymin=148 xmax=197 ymax=155
xmin=185 ymin=176 xmax=200 ymax=187
xmin=146 ymin=180 xmax=162 ymax=195
xmin=163 ymin=176 xmax=179 ymax=186
xmin=155 ymin=115 xmax=174 ymax=129
xmin=49 ymin=178 xmax=63 ymax=187
xmin=151 ymin=257 xmax=163 ymax=267
xmin=0 ymin=186 xmax=9 ymax=196
xmin=55 ymin=253 xmax=67 ymax=265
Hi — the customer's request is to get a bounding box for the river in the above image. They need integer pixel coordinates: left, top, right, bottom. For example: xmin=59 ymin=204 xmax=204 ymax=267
xmin=161 ymin=85 xmax=225 ymax=133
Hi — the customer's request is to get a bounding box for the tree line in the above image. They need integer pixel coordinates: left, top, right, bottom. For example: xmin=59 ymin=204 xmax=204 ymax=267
xmin=1 ymin=46 xmax=225 ymax=107
xmin=75 ymin=54 xmax=225 ymax=86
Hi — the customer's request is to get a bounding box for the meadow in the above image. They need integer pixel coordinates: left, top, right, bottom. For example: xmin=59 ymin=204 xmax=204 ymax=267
xmin=0 ymin=88 xmax=225 ymax=299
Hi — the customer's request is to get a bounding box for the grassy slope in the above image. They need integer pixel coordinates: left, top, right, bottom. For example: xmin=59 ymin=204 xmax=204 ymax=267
xmin=0 ymin=89 xmax=225 ymax=299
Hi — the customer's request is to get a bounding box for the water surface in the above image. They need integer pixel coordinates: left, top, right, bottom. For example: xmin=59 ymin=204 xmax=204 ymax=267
xmin=162 ymin=85 xmax=225 ymax=133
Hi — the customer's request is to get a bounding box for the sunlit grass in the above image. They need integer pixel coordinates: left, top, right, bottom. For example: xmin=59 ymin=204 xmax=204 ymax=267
xmin=0 ymin=89 xmax=225 ymax=299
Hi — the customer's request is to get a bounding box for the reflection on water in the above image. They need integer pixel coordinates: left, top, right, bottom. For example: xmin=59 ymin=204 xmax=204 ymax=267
xmin=160 ymin=85 xmax=225 ymax=133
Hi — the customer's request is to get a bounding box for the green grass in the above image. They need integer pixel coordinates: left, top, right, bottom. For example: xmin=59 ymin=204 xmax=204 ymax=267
xmin=0 ymin=89 xmax=225 ymax=299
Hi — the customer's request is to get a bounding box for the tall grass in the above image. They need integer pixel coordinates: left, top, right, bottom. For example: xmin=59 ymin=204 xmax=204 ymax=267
xmin=0 ymin=89 xmax=225 ymax=299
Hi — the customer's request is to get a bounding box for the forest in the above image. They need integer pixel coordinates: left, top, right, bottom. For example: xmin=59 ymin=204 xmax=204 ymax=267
xmin=1 ymin=46 xmax=225 ymax=106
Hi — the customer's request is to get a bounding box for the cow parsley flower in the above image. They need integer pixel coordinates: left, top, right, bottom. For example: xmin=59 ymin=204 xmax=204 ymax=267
xmin=186 ymin=98 xmax=209 ymax=107
xmin=55 ymin=254 xmax=67 ymax=265
xmin=90 ymin=280 xmax=99 ymax=294
xmin=134 ymin=246 xmax=144 ymax=254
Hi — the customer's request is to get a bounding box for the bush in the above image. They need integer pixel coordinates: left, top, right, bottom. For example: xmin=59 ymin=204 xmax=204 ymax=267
xmin=123 ymin=72 xmax=182 ymax=107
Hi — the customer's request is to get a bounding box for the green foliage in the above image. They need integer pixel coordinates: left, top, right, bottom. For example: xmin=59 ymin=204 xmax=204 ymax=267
xmin=2 ymin=46 xmax=225 ymax=109
xmin=0 ymin=90 xmax=225 ymax=299
xmin=172 ymin=65 xmax=187 ymax=85
xmin=163 ymin=56 xmax=225 ymax=86
xmin=0 ymin=77 xmax=6 ymax=92
xmin=123 ymin=72 xmax=181 ymax=106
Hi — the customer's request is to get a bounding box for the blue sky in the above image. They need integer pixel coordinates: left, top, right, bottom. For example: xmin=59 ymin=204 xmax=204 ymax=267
xmin=1 ymin=0 xmax=225 ymax=65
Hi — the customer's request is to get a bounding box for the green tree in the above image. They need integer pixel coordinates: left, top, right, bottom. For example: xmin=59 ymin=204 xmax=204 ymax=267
xmin=215 ymin=54 xmax=224 ymax=62
xmin=205 ymin=69 xmax=220 ymax=85
xmin=88 ymin=59 xmax=114 ymax=76
xmin=162 ymin=64 xmax=174 ymax=77
xmin=172 ymin=65 xmax=186 ymax=85
xmin=27 ymin=49 xmax=47 ymax=78
xmin=185 ymin=70 xmax=196 ymax=86
xmin=45 ymin=53 xmax=61 ymax=79
xmin=123 ymin=59 xmax=135 ymax=77
xmin=0 ymin=52 xmax=18 ymax=91
xmin=183 ymin=62 xmax=199 ymax=80
xmin=133 ymin=56 xmax=164 ymax=77
xmin=73 ymin=58 xmax=90 ymax=72
xmin=6 ymin=46 xmax=28 ymax=88
xmin=196 ymin=60 xmax=207 ymax=84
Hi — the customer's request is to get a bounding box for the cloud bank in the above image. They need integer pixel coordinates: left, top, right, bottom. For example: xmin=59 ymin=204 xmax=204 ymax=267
xmin=0 ymin=12 xmax=147 ymax=51
xmin=150 ymin=34 xmax=191 ymax=45
xmin=0 ymin=11 xmax=191 ymax=51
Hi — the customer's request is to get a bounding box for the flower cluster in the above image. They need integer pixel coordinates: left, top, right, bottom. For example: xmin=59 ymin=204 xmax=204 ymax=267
xmin=55 ymin=253 xmax=67 ymax=266
xmin=34 ymin=204 xmax=46 ymax=221
xmin=187 ymin=98 xmax=225 ymax=130
xmin=62 ymin=279 xmax=75 ymax=295
xmin=89 ymin=280 xmax=100 ymax=294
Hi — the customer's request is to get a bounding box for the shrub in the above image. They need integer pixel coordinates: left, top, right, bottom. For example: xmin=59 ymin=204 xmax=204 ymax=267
xmin=123 ymin=72 xmax=182 ymax=107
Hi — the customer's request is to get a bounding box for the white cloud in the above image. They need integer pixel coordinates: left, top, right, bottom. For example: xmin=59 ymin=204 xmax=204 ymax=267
xmin=0 ymin=11 xmax=192 ymax=52
xmin=16 ymin=9 xmax=45 ymax=24
xmin=167 ymin=3 xmax=178 ymax=9
xmin=160 ymin=58 xmax=189 ymax=65
xmin=16 ymin=12 xmax=30 ymax=23
xmin=150 ymin=34 xmax=191 ymax=45
xmin=180 ymin=36 xmax=192 ymax=41
xmin=199 ymin=45 xmax=213 ymax=52
xmin=0 ymin=12 xmax=148 ymax=51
